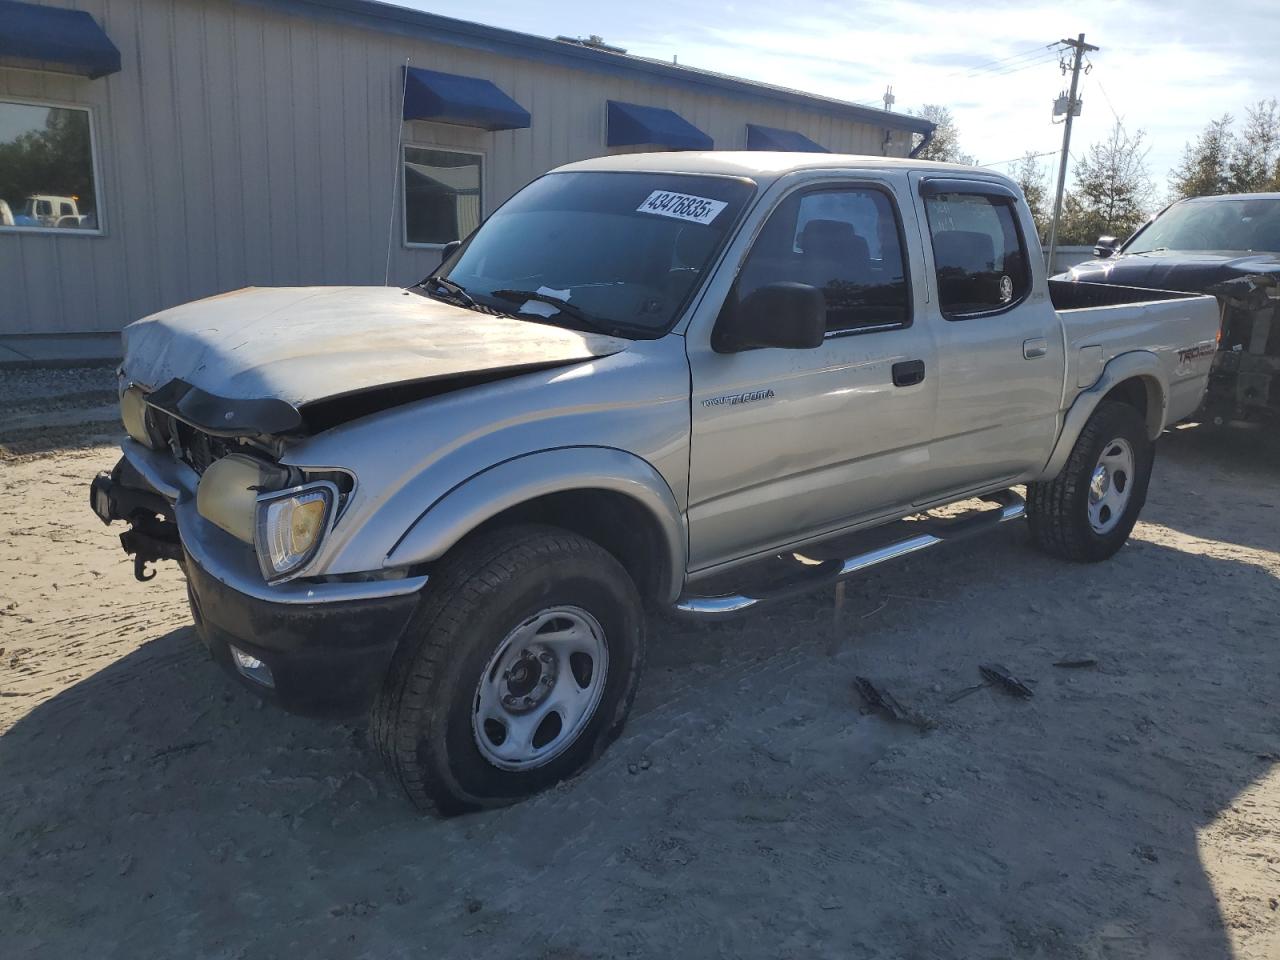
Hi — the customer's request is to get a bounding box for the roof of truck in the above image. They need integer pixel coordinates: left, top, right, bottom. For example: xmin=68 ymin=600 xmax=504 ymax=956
xmin=556 ymin=151 xmax=1017 ymax=187
xmin=1176 ymin=192 xmax=1280 ymax=202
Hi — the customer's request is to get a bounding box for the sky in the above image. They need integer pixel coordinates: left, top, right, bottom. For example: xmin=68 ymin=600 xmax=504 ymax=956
xmin=400 ymin=0 xmax=1278 ymax=202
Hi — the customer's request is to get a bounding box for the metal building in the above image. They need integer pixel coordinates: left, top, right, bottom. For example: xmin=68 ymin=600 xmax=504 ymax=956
xmin=0 ymin=0 xmax=934 ymax=342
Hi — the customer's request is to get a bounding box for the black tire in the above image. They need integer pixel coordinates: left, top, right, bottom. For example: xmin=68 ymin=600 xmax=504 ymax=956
xmin=1027 ymin=401 xmax=1154 ymax=562
xmin=371 ymin=524 xmax=645 ymax=814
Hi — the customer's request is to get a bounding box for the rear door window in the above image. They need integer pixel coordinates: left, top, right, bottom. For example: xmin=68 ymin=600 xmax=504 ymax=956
xmin=924 ymin=191 xmax=1030 ymax=318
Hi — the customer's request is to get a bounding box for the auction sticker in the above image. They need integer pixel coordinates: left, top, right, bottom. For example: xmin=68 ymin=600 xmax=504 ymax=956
xmin=636 ymin=190 xmax=727 ymax=225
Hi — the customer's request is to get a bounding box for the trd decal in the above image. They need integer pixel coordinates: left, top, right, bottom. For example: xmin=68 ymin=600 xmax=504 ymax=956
xmin=1177 ymin=342 xmax=1217 ymax=364
xmin=702 ymin=388 xmax=776 ymax=408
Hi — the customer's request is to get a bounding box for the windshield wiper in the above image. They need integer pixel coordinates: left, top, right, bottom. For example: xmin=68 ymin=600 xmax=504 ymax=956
xmin=417 ymin=275 xmax=476 ymax=307
xmin=489 ymin=289 xmax=613 ymax=335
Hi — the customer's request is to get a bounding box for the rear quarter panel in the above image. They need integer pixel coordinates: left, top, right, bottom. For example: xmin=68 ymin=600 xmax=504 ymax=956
xmin=1058 ymin=294 xmax=1220 ymax=427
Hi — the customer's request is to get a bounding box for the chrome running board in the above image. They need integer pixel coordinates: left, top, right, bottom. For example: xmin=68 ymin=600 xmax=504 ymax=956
xmin=674 ymin=490 xmax=1025 ymax=618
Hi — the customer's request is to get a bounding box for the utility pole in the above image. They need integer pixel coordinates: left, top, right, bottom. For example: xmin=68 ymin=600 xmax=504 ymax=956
xmin=1046 ymin=33 xmax=1098 ymax=273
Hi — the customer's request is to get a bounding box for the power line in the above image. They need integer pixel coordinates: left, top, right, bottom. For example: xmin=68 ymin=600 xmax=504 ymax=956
xmin=1092 ymin=74 xmax=1121 ymax=124
xmin=980 ymin=149 xmax=1060 ymax=168
xmin=973 ymin=50 xmax=1063 ymax=79
xmin=941 ymin=43 xmax=1057 ymax=79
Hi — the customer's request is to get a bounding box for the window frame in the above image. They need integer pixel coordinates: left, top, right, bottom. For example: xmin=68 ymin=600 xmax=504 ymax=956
xmin=0 ymin=96 xmax=106 ymax=238
xmin=734 ymin=178 xmax=915 ymax=339
xmin=920 ymin=180 xmax=1032 ymax=322
xmin=400 ymin=142 xmax=486 ymax=250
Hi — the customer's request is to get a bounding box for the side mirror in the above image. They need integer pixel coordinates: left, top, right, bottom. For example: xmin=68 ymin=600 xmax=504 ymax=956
xmin=712 ymin=282 xmax=827 ymax=353
xmin=439 ymin=239 xmax=462 ymax=266
xmin=1093 ymin=236 xmax=1120 ymax=259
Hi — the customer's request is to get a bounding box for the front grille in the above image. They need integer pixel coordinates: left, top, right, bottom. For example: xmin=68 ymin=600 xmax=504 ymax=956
xmin=162 ymin=417 xmax=234 ymax=475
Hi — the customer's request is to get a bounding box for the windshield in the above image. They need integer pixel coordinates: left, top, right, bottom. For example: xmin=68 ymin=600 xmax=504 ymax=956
xmin=1126 ymin=197 xmax=1280 ymax=255
xmin=434 ymin=171 xmax=755 ymax=337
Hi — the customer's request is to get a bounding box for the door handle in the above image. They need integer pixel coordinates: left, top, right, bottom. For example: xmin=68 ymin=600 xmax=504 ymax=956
xmin=1023 ymin=338 xmax=1048 ymax=359
xmin=892 ymin=359 xmax=926 ymax=387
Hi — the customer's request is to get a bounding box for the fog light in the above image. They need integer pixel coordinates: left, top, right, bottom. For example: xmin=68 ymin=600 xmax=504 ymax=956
xmin=230 ymin=645 xmax=275 ymax=688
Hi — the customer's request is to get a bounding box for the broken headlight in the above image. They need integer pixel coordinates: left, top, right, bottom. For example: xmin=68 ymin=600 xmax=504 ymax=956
xmin=254 ymin=481 xmax=337 ymax=582
xmin=120 ymin=386 xmax=162 ymax=450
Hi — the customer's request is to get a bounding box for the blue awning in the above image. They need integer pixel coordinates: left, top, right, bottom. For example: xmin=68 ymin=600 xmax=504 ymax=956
xmin=0 ymin=0 xmax=121 ymax=79
xmin=402 ymin=66 xmax=530 ymax=131
xmin=607 ymin=100 xmax=713 ymax=150
xmin=745 ymin=124 xmax=828 ymax=153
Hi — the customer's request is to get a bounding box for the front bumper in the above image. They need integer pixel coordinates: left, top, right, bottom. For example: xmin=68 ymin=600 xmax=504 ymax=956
xmin=92 ymin=442 xmax=428 ymax=716
xmin=185 ymin=549 xmax=419 ymax=716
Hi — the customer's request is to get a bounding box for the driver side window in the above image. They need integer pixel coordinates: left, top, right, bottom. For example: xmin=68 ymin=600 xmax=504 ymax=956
xmin=736 ymin=186 xmax=911 ymax=334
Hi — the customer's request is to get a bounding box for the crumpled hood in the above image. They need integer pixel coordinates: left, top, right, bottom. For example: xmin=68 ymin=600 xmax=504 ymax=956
xmin=1067 ymin=250 xmax=1280 ymax=294
xmin=122 ymin=286 xmax=628 ymax=407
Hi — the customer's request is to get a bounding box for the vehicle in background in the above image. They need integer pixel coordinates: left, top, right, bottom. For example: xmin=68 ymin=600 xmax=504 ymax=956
xmin=21 ymin=194 xmax=87 ymax=228
xmin=90 ymin=153 xmax=1219 ymax=814
xmin=1066 ymin=193 xmax=1280 ymax=423
xmin=0 ymin=199 xmax=12 ymax=227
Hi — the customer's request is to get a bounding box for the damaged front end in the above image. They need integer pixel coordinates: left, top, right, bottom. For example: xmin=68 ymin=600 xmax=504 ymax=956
xmin=92 ymin=378 xmax=310 ymax=582
xmin=89 ymin=384 xmax=428 ymax=716
xmin=90 ymin=456 xmax=183 ymax=582
xmin=1207 ymin=271 xmax=1280 ymax=422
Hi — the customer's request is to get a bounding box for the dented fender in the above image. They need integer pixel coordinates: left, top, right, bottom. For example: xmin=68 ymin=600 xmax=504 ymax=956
xmin=1036 ymin=351 xmax=1167 ymax=482
xmin=385 ymin=447 xmax=688 ymax=603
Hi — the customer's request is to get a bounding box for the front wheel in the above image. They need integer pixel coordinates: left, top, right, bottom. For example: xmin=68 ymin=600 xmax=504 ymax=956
xmin=371 ymin=525 xmax=644 ymax=814
xmin=1027 ymin=401 xmax=1155 ymax=562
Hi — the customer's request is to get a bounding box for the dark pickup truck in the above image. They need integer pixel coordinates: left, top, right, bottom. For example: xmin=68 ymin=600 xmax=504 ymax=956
xmin=1065 ymin=192 xmax=1280 ymax=424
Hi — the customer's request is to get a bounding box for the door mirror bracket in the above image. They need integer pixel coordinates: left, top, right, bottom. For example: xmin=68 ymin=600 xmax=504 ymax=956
xmin=711 ymin=282 xmax=827 ymax=353
xmin=439 ymin=239 xmax=462 ymax=267
xmin=1093 ymin=235 xmax=1120 ymax=259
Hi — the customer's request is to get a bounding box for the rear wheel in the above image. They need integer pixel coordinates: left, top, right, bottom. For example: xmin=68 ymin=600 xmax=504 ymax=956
xmin=1027 ymin=401 xmax=1154 ymax=562
xmin=371 ymin=525 xmax=644 ymax=814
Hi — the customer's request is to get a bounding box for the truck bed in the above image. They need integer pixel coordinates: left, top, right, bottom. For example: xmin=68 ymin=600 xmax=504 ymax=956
xmin=1049 ymin=279 xmax=1220 ymax=427
xmin=1048 ymin=278 xmax=1205 ymax=311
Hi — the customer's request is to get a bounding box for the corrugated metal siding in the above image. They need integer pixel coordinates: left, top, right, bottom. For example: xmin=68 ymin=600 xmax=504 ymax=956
xmin=0 ymin=0 xmax=918 ymax=335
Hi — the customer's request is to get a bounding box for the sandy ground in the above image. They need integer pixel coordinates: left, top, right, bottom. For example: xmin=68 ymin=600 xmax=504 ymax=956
xmin=2 ymin=373 xmax=1279 ymax=960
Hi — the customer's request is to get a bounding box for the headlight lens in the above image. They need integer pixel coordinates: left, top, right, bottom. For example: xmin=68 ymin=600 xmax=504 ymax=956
xmin=254 ymin=482 xmax=336 ymax=581
xmin=120 ymin=386 xmax=158 ymax=449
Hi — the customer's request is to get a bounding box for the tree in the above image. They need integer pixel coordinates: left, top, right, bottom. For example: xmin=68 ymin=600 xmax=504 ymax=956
xmin=1169 ymin=115 xmax=1235 ymax=199
xmin=1012 ymin=151 xmax=1051 ymax=240
xmin=911 ymin=105 xmax=974 ymax=165
xmin=1228 ymin=99 xmax=1280 ymax=193
xmin=1059 ymin=121 xmax=1154 ymax=244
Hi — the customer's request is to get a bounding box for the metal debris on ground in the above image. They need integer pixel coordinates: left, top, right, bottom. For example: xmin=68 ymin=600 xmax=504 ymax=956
xmin=947 ymin=682 xmax=989 ymax=703
xmin=852 ymin=676 xmax=937 ymax=731
xmin=147 ymin=739 xmax=213 ymax=763
xmin=979 ymin=663 xmax=1035 ymax=699
xmin=860 ymin=598 xmax=890 ymax=619
xmin=1053 ymin=656 xmax=1098 ymax=668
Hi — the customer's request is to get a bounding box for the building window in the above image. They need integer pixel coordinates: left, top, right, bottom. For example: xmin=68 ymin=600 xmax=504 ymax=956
xmin=403 ymin=146 xmax=482 ymax=246
xmin=0 ymin=100 xmax=101 ymax=233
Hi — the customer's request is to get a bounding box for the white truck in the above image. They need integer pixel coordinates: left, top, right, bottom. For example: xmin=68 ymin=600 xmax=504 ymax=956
xmin=22 ymin=194 xmax=85 ymax=228
xmin=90 ymin=152 xmax=1219 ymax=813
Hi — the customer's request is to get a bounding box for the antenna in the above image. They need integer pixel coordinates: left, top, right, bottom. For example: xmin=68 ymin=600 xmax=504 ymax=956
xmin=385 ymin=58 xmax=410 ymax=287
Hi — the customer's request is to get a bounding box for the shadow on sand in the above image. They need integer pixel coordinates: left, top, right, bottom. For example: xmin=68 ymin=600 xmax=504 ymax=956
xmin=3 ymin=459 xmax=1278 ymax=958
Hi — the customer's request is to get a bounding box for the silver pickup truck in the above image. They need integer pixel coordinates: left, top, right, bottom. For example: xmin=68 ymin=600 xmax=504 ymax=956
xmin=90 ymin=152 xmax=1219 ymax=813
